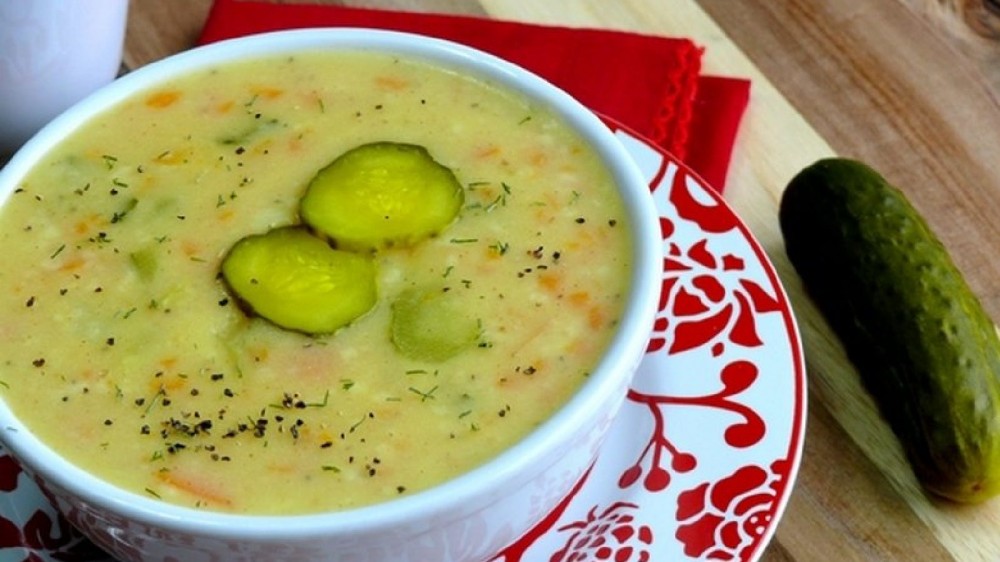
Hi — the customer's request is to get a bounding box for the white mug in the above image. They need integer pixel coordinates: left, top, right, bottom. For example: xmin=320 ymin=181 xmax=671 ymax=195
xmin=0 ymin=0 xmax=129 ymax=156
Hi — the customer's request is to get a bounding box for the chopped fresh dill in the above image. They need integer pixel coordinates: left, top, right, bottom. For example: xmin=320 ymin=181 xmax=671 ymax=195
xmin=408 ymin=385 xmax=438 ymax=402
xmin=306 ymin=390 xmax=331 ymax=407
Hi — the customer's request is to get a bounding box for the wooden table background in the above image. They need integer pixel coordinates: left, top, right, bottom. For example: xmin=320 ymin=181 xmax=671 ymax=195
xmin=122 ymin=1 xmax=1000 ymax=560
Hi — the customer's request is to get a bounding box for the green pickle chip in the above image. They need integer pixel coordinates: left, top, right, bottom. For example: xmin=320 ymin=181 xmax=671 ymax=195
xmin=221 ymin=226 xmax=377 ymax=334
xmin=301 ymin=142 xmax=464 ymax=251
xmin=391 ymin=287 xmax=480 ymax=362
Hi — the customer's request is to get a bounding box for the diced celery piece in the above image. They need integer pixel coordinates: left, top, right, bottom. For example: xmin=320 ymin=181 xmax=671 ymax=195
xmin=129 ymin=247 xmax=158 ymax=282
xmin=390 ymin=287 xmax=479 ymax=362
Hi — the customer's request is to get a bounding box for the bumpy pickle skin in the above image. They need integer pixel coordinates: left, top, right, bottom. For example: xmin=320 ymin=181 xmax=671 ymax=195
xmin=221 ymin=226 xmax=377 ymax=334
xmin=300 ymin=142 xmax=464 ymax=251
xmin=780 ymin=158 xmax=1000 ymax=504
xmin=391 ymin=286 xmax=480 ymax=362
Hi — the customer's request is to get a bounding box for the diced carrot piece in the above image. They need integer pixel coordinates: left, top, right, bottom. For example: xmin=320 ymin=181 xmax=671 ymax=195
xmin=72 ymin=213 xmax=101 ymax=235
xmin=248 ymin=345 xmax=269 ymax=363
xmin=375 ymin=75 xmax=409 ymax=91
xmin=57 ymin=256 xmax=86 ymax=273
xmin=568 ymin=291 xmax=589 ymax=306
xmin=180 ymin=240 xmax=200 ymax=257
xmin=587 ymin=305 xmax=605 ymax=329
xmin=538 ymin=272 xmax=562 ymax=293
xmin=476 ymin=145 xmax=501 ymax=159
xmin=156 ymin=470 xmax=233 ymax=508
xmin=251 ymin=86 xmax=284 ymax=100
xmin=160 ymin=374 xmax=187 ymax=392
xmin=145 ymin=91 xmax=181 ymax=108
xmin=528 ymin=150 xmax=547 ymax=167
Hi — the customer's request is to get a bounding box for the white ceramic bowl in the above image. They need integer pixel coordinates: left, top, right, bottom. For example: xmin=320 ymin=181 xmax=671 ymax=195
xmin=0 ymin=29 xmax=660 ymax=562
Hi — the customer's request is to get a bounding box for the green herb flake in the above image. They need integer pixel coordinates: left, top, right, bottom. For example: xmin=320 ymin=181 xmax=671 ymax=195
xmin=306 ymin=390 xmax=331 ymax=408
xmin=484 ymin=194 xmax=506 ymax=213
xmin=110 ymin=197 xmax=138 ymax=224
xmin=408 ymin=385 xmax=438 ymax=402
xmin=143 ymin=388 xmax=166 ymax=416
xmin=489 ymin=241 xmax=509 ymax=256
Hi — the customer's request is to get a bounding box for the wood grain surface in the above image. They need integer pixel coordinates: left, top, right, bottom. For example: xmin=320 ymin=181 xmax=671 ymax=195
xmin=114 ymin=1 xmax=1000 ymax=560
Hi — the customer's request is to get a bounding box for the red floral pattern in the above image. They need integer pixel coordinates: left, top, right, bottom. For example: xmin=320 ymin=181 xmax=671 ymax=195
xmin=0 ymin=455 xmax=22 ymax=492
xmin=619 ymin=358 xmax=766 ymax=497
xmin=675 ymin=461 xmax=788 ymax=560
xmin=648 ymin=236 xmax=782 ymax=356
xmin=0 ymin=453 xmax=110 ymax=561
xmin=550 ymin=503 xmax=653 ymax=562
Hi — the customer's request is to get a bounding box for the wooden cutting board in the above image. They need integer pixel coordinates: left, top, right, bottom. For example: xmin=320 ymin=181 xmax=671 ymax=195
xmin=696 ymin=2 xmax=1000 ymax=561
xmin=120 ymin=1 xmax=1000 ymax=560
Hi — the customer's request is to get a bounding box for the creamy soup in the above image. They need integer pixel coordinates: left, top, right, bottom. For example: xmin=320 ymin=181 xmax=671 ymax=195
xmin=0 ymin=51 xmax=632 ymax=514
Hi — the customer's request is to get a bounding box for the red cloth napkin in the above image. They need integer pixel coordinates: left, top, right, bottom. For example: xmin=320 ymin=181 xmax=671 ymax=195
xmin=198 ymin=0 xmax=749 ymax=192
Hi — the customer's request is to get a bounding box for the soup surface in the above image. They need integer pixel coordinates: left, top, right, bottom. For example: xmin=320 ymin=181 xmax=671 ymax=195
xmin=0 ymin=51 xmax=632 ymax=514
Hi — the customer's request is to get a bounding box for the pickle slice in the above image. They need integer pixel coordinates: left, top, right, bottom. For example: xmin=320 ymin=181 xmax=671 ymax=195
xmin=221 ymin=226 xmax=377 ymax=334
xmin=391 ymin=287 xmax=479 ymax=362
xmin=301 ymin=142 xmax=464 ymax=251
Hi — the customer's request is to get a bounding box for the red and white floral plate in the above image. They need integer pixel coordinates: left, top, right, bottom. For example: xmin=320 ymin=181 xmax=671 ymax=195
xmin=0 ymin=121 xmax=806 ymax=562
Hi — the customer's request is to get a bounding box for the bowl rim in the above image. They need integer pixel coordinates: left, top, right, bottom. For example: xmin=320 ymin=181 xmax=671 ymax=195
xmin=0 ymin=27 xmax=661 ymax=541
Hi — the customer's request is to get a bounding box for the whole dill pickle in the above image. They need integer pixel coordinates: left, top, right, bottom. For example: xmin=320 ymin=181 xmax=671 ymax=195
xmin=780 ymin=158 xmax=1000 ymax=503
